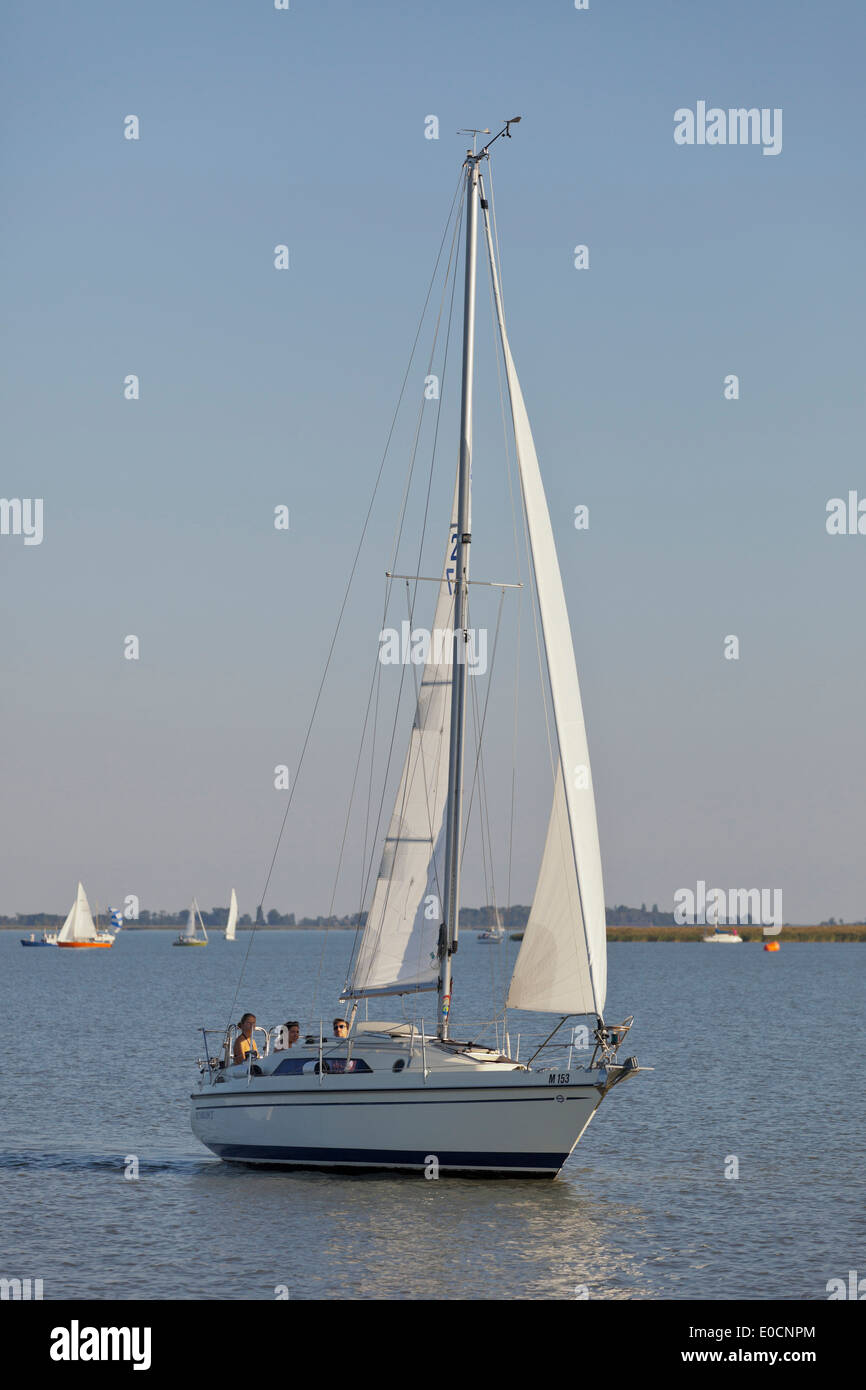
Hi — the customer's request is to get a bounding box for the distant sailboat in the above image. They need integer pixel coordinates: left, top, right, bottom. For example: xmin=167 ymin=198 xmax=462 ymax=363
xmin=56 ymin=882 xmax=115 ymax=949
xmin=224 ymin=889 xmax=238 ymax=942
xmin=478 ymin=913 xmax=505 ymax=943
xmin=702 ymin=895 xmax=742 ymax=943
xmin=174 ymin=899 xmax=208 ymax=947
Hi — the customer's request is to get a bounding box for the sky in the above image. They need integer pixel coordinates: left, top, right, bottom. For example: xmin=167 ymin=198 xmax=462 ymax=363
xmin=2 ymin=0 xmax=864 ymax=923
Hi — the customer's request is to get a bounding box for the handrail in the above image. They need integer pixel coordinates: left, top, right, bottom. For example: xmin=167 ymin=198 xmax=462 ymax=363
xmin=195 ymin=1020 xmax=605 ymax=1073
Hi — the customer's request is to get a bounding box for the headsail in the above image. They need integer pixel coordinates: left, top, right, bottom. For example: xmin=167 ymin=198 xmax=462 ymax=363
xmin=57 ymin=882 xmax=98 ymax=943
xmin=481 ymin=206 xmax=607 ymax=1019
xmin=344 ymin=484 xmax=462 ymax=999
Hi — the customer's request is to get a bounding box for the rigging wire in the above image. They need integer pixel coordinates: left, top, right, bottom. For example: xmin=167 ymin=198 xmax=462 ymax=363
xmin=481 ymin=165 xmax=585 ymax=1043
xmin=483 ymin=162 xmax=527 ymax=1015
xmin=356 ymin=192 xmax=464 ymax=923
xmin=462 ymin=587 xmax=508 ymax=1019
xmin=224 ymin=167 xmax=465 ymax=1034
xmin=338 ymin=188 xmax=465 ymax=1002
xmin=315 ymin=185 xmax=465 ymax=1014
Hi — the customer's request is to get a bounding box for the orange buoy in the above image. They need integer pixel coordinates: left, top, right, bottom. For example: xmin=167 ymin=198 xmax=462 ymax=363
xmin=763 ymin=940 xmax=780 ymax=952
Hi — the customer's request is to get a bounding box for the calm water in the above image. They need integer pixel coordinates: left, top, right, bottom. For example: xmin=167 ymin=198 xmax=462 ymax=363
xmin=1 ymin=931 xmax=863 ymax=1300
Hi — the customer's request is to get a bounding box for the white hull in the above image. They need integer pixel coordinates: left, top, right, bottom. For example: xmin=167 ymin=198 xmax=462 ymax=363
xmin=191 ymin=1029 xmax=636 ymax=1177
xmin=193 ymin=1078 xmax=603 ymax=1177
xmin=702 ymin=932 xmax=743 ymax=943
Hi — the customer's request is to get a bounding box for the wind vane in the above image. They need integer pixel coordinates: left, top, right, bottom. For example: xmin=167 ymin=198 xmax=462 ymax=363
xmin=458 ymin=118 xmax=522 ymax=157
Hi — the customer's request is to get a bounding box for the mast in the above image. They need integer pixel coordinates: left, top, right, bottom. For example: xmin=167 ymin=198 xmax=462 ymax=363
xmin=437 ymin=120 xmax=522 ymax=1039
xmin=438 ymin=148 xmax=480 ymax=1039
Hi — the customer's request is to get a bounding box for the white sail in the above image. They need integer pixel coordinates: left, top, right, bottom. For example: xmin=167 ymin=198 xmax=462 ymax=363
xmin=495 ymin=334 xmax=607 ymax=1018
xmin=57 ymin=882 xmax=98 ymax=943
xmin=182 ymin=901 xmax=197 ymax=939
xmin=225 ymin=889 xmax=238 ymax=941
xmin=345 ymin=487 xmax=462 ymax=999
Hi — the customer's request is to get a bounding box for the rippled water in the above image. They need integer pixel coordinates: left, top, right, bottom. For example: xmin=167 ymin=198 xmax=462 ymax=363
xmin=1 ymin=932 xmax=862 ymax=1299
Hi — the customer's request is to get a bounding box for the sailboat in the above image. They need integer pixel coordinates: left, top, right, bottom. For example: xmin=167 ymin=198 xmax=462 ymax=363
xmin=191 ymin=124 xmax=643 ymax=1176
xmin=702 ymin=896 xmax=743 ymax=943
xmin=224 ymin=889 xmax=238 ymax=942
xmin=56 ymin=882 xmax=115 ymax=948
xmin=478 ymin=913 xmax=506 ymax=943
xmin=173 ymin=899 xmax=208 ymax=947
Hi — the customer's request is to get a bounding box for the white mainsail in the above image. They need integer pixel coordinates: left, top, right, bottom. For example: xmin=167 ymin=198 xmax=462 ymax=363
xmin=57 ymin=882 xmax=98 ymax=943
xmin=486 ymin=263 xmax=607 ymax=1018
xmin=225 ymin=889 xmax=238 ymax=941
xmin=345 ymin=487 xmax=462 ymax=998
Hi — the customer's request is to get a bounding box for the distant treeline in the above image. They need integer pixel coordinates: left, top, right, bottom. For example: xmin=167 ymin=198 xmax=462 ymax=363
xmin=1 ymin=902 xmax=858 ymax=928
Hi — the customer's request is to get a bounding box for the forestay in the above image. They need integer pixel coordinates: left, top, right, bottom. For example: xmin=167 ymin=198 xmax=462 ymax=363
xmin=345 ymin=483 xmax=462 ymax=999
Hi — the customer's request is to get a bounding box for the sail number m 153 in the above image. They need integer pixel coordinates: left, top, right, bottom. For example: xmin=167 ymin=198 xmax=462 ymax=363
xmin=548 ymin=1073 xmax=570 ymax=1085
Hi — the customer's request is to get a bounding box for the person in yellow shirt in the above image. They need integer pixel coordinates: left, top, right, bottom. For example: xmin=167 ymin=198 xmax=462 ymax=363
xmin=233 ymin=1013 xmax=260 ymax=1065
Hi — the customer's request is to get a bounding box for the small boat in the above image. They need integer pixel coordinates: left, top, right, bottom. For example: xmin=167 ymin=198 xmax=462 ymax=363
xmin=56 ymin=883 xmax=115 ymax=948
xmin=702 ymin=898 xmax=742 ymax=943
xmin=477 ymin=923 xmax=505 ymax=943
xmin=20 ymin=931 xmax=58 ymax=947
xmin=224 ymin=889 xmax=238 ymax=942
xmin=173 ymin=899 xmax=208 ymax=947
xmin=191 ymin=123 xmax=644 ymax=1177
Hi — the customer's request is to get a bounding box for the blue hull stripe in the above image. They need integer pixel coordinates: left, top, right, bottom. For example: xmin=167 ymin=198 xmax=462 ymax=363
xmin=211 ymin=1143 xmax=566 ymax=1171
xmin=194 ymin=1094 xmax=589 ymax=1111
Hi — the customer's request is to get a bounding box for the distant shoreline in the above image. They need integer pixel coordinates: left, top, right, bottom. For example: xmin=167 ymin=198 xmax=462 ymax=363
xmin=4 ymin=922 xmax=864 ymax=941
xmin=604 ymin=924 xmax=866 ymax=942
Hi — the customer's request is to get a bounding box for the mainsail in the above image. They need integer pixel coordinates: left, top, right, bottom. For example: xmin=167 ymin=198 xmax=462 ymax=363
xmin=57 ymin=882 xmax=98 ymax=943
xmin=225 ymin=889 xmax=238 ymax=941
xmin=345 ymin=486 xmax=462 ymax=998
xmin=482 ymin=214 xmax=607 ymax=1018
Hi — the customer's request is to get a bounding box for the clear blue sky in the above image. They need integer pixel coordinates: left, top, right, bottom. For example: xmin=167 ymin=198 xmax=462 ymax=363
xmin=2 ymin=0 xmax=864 ymax=922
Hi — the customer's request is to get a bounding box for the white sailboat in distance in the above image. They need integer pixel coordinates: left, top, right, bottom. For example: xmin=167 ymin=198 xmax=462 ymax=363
xmin=702 ymin=894 xmax=743 ymax=943
xmin=174 ymin=899 xmax=208 ymax=947
xmin=191 ymin=122 xmax=645 ymax=1176
xmin=224 ymin=889 xmax=238 ymax=942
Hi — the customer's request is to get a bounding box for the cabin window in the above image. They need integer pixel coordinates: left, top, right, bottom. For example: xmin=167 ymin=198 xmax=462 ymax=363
xmin=392 ymin=1059 xmax=406 ymax=1072
xmin=312 ymin=1058 xmax=373 ymax=1075
xmin=273 ymin=1058 xmax=306 ymax=1075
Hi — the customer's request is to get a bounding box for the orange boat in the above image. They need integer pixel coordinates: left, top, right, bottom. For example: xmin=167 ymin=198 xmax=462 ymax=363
xmin=56 ymin=883 xmax=115 ymax=949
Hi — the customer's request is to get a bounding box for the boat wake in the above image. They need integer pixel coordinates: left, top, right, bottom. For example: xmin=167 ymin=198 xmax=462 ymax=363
xmin=0 ymin=1150 xmax=214 ymax=1176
